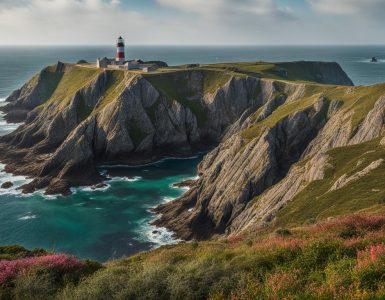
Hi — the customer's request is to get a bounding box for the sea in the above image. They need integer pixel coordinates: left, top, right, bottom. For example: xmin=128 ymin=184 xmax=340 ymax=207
xmin=0 ymin=45 xmax=385 ymax=262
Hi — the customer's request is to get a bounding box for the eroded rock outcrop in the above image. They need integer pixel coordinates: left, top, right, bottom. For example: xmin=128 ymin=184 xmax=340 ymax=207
xmin=155 ymin=78 xmax=385 ymax=240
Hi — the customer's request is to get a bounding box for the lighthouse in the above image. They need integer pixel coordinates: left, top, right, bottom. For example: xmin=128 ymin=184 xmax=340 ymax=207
xmin=116 ymin=36 xmax=125 ymax=64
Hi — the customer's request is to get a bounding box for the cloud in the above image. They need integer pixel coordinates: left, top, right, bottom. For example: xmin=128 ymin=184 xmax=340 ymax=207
xmin=156 ymin=0 xmax=294 ymax=20
xmin=0 ymin=0 xmax=384 ymax=45
xmin=307 ymin=0 xmax=385 ymax=17
xmin=0 ymin=0 xmax=29 ymax=10
xmin=0 ymin=0 xmax=154 ymax=44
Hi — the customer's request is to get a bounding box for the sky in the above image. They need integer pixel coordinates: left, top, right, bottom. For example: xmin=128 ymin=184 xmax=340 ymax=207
xmin=0 ymin=0 xmax=384 ymax=45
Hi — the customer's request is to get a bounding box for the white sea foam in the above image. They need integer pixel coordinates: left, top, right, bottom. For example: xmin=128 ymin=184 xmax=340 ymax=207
xmin=162 ymin=196 xmax=177 ymax=203
xmin=137 ymin=220 xmax=182 ymax=247
xmin=170 ymin=175 xmax=200 ymax=191
xmin=18 ymin=214 xmax=37 ymax=220
xmin=0 ymin=165 xmax=32 ymax=196
xmin=108 ymin=176 xmax=142 ymax=183
xmin=71 ymin=182 xmax=111 ymax=193
xmin=0 ymin=97 xmax=23 ymax=135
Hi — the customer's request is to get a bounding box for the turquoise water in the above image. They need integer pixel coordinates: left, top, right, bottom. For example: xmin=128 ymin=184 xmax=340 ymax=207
xmin=0 ymin=142 xmax=200 ymax=261
xmin=0 ymin=96 xmax=199 ymax=262
xmin=1 ymin=46 xmax=385 ymax=261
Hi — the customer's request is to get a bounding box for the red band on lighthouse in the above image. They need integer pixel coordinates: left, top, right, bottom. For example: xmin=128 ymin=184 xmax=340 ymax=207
xmin=116 ymin=36 xmax=125 ymax=64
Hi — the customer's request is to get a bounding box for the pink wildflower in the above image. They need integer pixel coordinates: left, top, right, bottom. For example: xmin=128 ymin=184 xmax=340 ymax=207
xmin=357 ymin=244 xmax=385 ymax=269
xmin=0 ymin=254 xmax=84 ymax=285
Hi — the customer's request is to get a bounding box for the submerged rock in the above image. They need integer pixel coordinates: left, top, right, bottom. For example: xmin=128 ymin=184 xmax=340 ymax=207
xmin=172 ymin=179 xmax=197 ymax=188
xmin=1 ymin=181 xmax=13 ymax=189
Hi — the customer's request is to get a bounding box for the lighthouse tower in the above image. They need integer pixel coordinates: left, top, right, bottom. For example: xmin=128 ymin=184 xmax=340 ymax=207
xmin=116 ymin=36 xmax=125 ymax=64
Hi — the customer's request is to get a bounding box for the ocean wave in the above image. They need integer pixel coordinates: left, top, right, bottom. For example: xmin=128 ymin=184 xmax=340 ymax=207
xmin=34 ymin=192 xmax=58 ymax=200
xmin=136 ymin=220 xmax=182 ymax=247
xmin=162 ymin=196 xmax=177 ymax=203
xmin=0 ymin=98 xmax=6 ymax=103
xmin=18 ymin=214 xmax=37 ymax=220
xmin=108 ymin=176 xmax=142 ymax=183
xmin=170 ymin=175 xmax=199 ymax=190
xmin=71 ymin=183 xmax=111 ymax=193
xmin=0 ymin=166 xmax=32 ymax=196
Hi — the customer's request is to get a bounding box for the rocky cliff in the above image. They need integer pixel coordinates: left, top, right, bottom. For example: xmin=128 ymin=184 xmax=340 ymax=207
xmin=154 ymin=72 xmax=385 ymax=239
xmin=4 ymin=60 xmax=378 ymax=240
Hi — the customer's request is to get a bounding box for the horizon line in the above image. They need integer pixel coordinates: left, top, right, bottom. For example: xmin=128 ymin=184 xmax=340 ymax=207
xmin=1 ymin=44 xmax=385 ymax=47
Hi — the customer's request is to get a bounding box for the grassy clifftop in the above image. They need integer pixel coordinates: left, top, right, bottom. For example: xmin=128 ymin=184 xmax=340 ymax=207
xmin=12 ymin=60 xmax=352 ymax=123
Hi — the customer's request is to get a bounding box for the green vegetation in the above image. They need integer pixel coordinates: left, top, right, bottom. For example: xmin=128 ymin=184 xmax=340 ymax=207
xmin=323 ymin=83 xmax=385 ymax=134
xmin=37 ymin=67 xmax=64 ymax=103
xmin=76 ymin=94 xmax=92 ymax=122
xmin=42 ymin=65 xmax=103 ymax=109
xmin=144 ymin=71 xmax=209 ymax=127
xmin=202 ymin=69 xmax=233 ymax=94
xmin=4 ymin=215 xmax=385 ymax=299
xmin=275 ymin=139 xmax=385 ymax=228
xmin=129 ymin=119 xmax=147 ymax=146
xmin=0 ymin=245 xmax=47 ymax=261
xmin=0 ymin=246 xmax=102 ymax=300
xmin=241 ymin=90 xmax=324 ymax=141
xmin=94 ymin=70 xmax=127 ymax=113
xmin=240 ymin=81 xmax=385 ymax=144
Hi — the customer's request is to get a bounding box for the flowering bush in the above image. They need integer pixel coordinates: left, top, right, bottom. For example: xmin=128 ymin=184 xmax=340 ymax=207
xmin=356 ymin=244 xmax=385 ymax=269
xmin=0 ymin=254 xmax=84 ymax=285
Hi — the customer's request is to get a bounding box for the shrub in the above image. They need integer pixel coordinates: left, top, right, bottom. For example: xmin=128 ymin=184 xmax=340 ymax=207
xmin=354 ymin=244 xmax=385 ymax=289
xmin=0 ymin=254 xmax=84 ymax=285
xmin=356 ymin=244 xmax=385 ymax=269
xmin=325 ymin=258 xmax=355 ymax=288
xmin=295 ymin=240 xmax=343 ymax=271
xmin=274 ymin=228 xmax=292 ymax=237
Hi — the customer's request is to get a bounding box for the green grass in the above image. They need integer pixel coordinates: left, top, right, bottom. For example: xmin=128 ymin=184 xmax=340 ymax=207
xmin=202 ymin=69 xmax=232 ymax=95
xmin=94 ymin=70 xmax=127 ymax=113
xmin=42 ymin=65 xmax=103 ymax=109
xmin=36 ymin=66 xmax=64 ymax=103
xmin=239 ymin=81 xmax=385 ymax=145
xmin=241 ymin=91 xmax=323 ymax=141
xmin=76 ymin=94 xmax=92 ymax=122
xmin=275 ymin=139 xmax=385 ymax=228
xmin=144 ymin=71 xmax=209 ymax=127
xmin=323 ymin=83 xmax=385 ymax=134
xmin=0 ymin=245 xmax=47 ymax=260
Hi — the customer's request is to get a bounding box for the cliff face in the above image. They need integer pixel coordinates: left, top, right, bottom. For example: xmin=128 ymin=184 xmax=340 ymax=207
xmin=154 ymin=79 xmax=385 ymax=239
xmin=2 ymin=60 xmax=371 ymax=238
xmin=0 ymin=63 xmax=264 ymax=194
